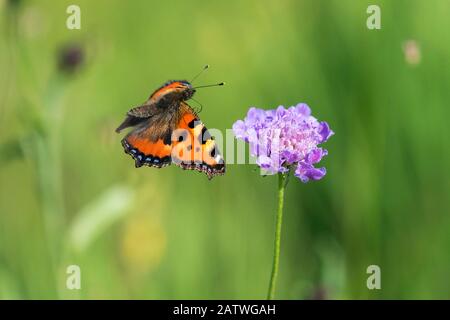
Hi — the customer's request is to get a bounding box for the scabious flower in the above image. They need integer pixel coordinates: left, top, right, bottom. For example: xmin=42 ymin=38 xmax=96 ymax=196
xmin=233 ymin=103 xmax=334 ymax=299
xmin=232 ymin=103 xmax=334 ymax=182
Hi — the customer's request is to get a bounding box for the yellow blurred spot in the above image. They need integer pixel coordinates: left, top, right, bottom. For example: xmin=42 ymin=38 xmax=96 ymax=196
xmin=120 ymin=214 xmax=166 ymax=275
xmin=20 ymin=6 xmax=47 ymax=39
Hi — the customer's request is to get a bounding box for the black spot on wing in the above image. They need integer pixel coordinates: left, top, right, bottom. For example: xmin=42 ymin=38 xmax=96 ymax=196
xmin=198 ymin=126 xmax=212 ymax=145
xmin=175 ymin=129 xmax=188 ymax=142
xmin=188 ymin=118 xmax=199 ymax=129
xmin=163 ymin=131 xmax=172 ymax=145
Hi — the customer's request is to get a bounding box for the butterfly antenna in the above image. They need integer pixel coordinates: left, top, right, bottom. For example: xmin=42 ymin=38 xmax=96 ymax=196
xmin=194 ymin=82 xmax=225 ymax=89
xmin=190 ymin=64 xmax=209 ymax=83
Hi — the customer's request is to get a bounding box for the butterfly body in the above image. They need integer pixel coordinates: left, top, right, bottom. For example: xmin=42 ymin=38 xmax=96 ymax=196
xmin=116 ymin=80 xmax=225 ymax=179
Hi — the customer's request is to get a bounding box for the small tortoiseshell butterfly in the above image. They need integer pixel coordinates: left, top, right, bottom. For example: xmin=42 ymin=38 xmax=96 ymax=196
xmin=116 ymin=66 xmax=225 ymax=179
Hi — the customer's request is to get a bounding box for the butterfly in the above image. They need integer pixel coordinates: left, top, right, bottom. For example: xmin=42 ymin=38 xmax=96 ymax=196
xmin=116 ymin=67 xmax=225 ymax=180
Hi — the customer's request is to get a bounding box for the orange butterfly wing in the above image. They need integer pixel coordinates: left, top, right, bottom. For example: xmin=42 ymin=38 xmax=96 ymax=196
xmin=171 ymin=103 xmax=225 ymax=179
xmin=122 ymin=123 xmax=172 ymax=168
xmin=121 ymin=102 xmax=225 ymax=179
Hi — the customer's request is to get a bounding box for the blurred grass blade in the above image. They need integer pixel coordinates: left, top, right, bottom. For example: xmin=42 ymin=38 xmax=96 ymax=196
xmin=68 ymin=185 xmax=134 ymax=253
xmin=0 ymin=267 xmax=20 ymax=299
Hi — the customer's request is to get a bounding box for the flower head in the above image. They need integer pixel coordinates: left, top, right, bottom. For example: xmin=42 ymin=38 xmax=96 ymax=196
xmin=57 ymin=44 xmax=84 ymax=74
xmin=232 ymin=103 xmax=334 ymax=182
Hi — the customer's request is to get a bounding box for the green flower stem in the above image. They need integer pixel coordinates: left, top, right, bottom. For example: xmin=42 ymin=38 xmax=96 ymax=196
xmin=267 ymin=171 xmax=288 ymax=300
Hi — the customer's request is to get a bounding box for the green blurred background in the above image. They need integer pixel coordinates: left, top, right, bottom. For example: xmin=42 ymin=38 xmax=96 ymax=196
xmin=1 ymin=0 xmax=450 ymax=299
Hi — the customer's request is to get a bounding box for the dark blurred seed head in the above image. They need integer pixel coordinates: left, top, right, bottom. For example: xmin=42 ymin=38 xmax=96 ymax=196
xmin=7 ymin=0 xmax=23 ymax=8
xmin=57 ymin=44 xmax=84 ymax=74
xmin=308 ymin=286 xmax=327 ymax=300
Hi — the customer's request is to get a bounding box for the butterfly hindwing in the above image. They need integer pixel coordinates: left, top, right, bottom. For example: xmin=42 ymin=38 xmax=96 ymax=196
xmin=121 ymin=116 xmax=173 ymax=168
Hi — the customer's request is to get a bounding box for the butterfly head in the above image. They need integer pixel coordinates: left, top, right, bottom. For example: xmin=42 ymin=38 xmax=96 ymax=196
xmin=150 ymin=80 xmax=195 ymax=105
xmin=178 ymin=80 xmax=196 ymax=100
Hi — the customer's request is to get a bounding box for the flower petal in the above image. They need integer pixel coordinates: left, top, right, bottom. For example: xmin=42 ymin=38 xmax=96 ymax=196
xmin=319 ymin=121 xmax=334 ymax=143
xmin=306 ymin=148 xmax=327 ymax=164
xmin=295 ymin=162 xmax=327 ymax=183
xmin=232 ymin=120 xmax=247 ymax=139
xmin=295 ymin=103 xmax=311 ymax=117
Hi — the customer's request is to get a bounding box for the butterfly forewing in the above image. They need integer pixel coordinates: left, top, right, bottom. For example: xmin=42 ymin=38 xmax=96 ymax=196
xmin=171 ymin=103 xmax=225 ymax=179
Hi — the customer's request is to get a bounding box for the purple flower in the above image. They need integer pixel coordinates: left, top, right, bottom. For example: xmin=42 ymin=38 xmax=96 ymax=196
xmin=232 ymin=103 xmax=334 ymax=182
